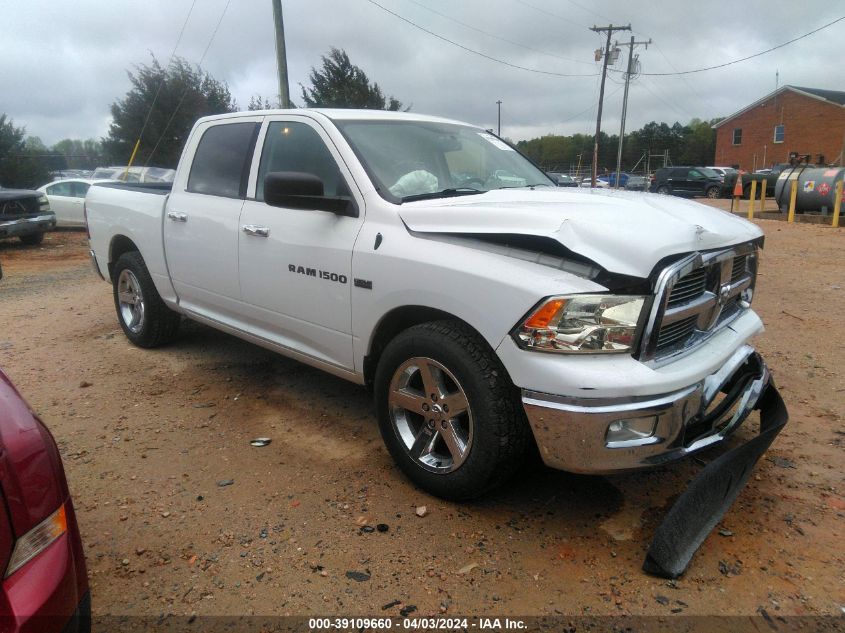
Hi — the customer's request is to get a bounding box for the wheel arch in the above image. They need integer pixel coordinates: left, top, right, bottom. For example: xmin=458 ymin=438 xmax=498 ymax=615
xmin=363 ymin=305 xmax=488 ymax=387
xmin=108 ymin=234 xmax=140 ymax=281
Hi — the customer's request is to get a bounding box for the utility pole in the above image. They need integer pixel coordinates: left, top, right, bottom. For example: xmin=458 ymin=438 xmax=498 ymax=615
xmin=590 ymin=24 xmax=629 ymax=187
xmin=271 ymin=0 xmax=290 ymax=108
xmin=614 ymin=35 xmax=650 ymax=188
xmin=496 ymin=100 xmax=502 ymax=136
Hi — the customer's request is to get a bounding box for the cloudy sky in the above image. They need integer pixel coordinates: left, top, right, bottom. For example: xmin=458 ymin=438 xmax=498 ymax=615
xmin=2 ymin=0 xmax=844 ymax=147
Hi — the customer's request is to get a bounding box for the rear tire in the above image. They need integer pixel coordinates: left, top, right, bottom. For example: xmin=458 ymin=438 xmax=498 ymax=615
xmin=374 ymin=320 xmax=530 ymax=500
xmin=19 ymin=232 xmax=44 ymax=246
xmin=656 ymin=185 xmax=670 ymax=195
xmin=112 ymin=251 xmax=180 ymax=348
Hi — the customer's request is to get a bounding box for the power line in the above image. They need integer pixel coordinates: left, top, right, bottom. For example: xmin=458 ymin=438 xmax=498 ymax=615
xmin=513 ymin=0 xmax=588 ymax=28
xmin=401 ymin=0 xmax=594 ymax=66
xmin=562 ymin=0 xmax=614 ymax=25
xmin=641 ymin=15 xmax=845 ymax=75
xmin=144 ymin=0 xmax=232 ymax=167
xmin=130 ymin=0 xmax=198 ymax=170
xmin=362 ymin=0 xmax=598 ymax=77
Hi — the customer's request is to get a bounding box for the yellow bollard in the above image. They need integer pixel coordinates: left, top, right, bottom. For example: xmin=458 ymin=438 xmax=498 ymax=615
xmin=833 ymin=180 xmax=843 ymax=229
xmin=760 ymin=181 xmax=767 ymax=213
xmin=788 ymin=180 xmax=798 ymax=223
xmin=748 ymin=180 xmax=757 ymax=219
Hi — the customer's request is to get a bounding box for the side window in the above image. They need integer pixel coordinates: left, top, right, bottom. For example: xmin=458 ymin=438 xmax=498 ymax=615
xmin=71 ymin=182 xmax=90 ymax=198
xmin=732 ymin=128 xmax=742 ymax=145
xmin=689 ymin=169 xmax=703 ymax=179
xmin=187 ymin=122 xmax=259 ymax=198
xmin=256 ymin=121 xmax=348 ymax=201
xmin=773 ymin=124 xmax=784 ymax=143
xmin=47 ymin=182 xmax=73 ymax=196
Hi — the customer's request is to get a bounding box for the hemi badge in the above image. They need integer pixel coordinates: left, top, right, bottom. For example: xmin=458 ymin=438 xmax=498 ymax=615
xmin=354 ymin=278 xmax=373 ymax=290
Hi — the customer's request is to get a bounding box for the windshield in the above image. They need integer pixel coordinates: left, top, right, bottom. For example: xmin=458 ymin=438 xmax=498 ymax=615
xmin=334 ymin=119 xmax=553 ymax=202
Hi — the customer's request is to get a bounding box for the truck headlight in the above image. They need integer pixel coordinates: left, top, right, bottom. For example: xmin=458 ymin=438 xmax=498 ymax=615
xmin=514 ymin=295 xmax=646 ymax=353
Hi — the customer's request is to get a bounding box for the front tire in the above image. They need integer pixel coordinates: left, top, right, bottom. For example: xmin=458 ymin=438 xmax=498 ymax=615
xmin=656 ymin=185 xmax=670 ymax=195
xmin=112 ymin=251 xmax=180 ymax=348
xmin=374 ymin=320 xmax=530 ymax=500
xmin=705 ymin=185 xmax=720 ymax=199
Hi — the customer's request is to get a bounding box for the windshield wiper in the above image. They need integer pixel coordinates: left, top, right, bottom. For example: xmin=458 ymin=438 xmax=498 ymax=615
xmin=400 ymin=188 xmax=485 ymax=203
xmin=496 ymin=183 xmax=554 ymax=190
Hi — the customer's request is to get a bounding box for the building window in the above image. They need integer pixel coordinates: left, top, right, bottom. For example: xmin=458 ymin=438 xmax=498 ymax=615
xmin=774 ymin=124 xmax=784 ymax=143
xmin=732 ymin=128 xmax=742 ymax=145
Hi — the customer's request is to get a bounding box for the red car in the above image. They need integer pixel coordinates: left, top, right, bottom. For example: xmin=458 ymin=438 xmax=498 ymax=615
xmin=0 ymin=370 xmax=89 ymax=633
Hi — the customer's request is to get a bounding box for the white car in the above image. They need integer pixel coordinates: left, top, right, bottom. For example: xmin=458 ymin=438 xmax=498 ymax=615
xmin=36 ymin=179 xmax=114 ymax=227
xmin=706 ymin=166 xmax=738 ymax=181
xmin=90 ymin=166 xmax=176 ymax=183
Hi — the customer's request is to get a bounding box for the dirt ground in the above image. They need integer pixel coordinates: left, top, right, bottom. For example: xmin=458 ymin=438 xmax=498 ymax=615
xmin=0 ymin=220 xmax=842 ymax=621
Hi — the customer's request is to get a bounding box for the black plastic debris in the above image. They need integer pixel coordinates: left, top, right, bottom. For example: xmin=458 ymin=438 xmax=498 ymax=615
xmin=643 ymin=379 xmax=788 ymax=579
xmin=345 ymin=570 xmax=370 ymax=582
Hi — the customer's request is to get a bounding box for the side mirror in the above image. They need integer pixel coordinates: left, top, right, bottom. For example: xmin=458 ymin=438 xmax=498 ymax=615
xmin=263 ymin=171 xmax=357 ymax=217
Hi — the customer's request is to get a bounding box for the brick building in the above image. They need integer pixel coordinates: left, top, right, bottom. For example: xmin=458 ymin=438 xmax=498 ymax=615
xmin=712 ymin=85 xmax=845 ymax=171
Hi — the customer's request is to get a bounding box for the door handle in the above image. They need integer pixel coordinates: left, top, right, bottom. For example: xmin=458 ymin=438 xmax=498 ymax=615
xmin=242 ymin=224 xmax=270 ymax=237
xmin=167 ymin=211 xmax=187 ymax=222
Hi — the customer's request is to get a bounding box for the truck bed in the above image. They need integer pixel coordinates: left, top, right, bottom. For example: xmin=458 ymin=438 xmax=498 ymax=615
xmin=86 ymin=181 xmax=176 ymax=302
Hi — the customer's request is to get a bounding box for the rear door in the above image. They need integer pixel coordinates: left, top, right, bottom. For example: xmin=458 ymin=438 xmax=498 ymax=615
xmin=236 ymin=116 xmax=365 ymax=370
xmin=164 ymin=117 xmax=261 ymax=322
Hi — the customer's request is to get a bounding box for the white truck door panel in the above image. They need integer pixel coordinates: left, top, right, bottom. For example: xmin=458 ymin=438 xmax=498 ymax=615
xmin=238 ymin=118 xmax=364 ymax=370
xmin=164 ymin=119 xmax=261 ymax=319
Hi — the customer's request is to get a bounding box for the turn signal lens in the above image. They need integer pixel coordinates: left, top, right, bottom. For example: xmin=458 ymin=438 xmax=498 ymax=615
xmin=515 ymin=294 xmax=646 ymax=354
xmin=524 ymin=299 xmax=566 ymax=329
xmin=5 ymin=504 xmax=67 ymax=578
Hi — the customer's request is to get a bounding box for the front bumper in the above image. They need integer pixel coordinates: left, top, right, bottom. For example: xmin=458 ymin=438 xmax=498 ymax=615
xmin=0 ymin=214 xmax=56 ymax=239
xmin=522 ymin=344 xmax=770 ymax=473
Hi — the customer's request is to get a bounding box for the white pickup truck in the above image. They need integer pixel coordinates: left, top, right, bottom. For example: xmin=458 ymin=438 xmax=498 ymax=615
xmin=86 ymin=109 xmax=783 ymax=511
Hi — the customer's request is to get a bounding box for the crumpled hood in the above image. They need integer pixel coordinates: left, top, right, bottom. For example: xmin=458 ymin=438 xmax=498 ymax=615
xmin=398 ymin=188 xmax=763 ymax=278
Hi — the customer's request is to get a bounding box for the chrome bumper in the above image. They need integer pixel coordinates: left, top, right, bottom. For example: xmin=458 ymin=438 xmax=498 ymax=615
xmin=0 ymin=214 xmax=56 ymax=237
xmin=522 ymin=345 xmax=769 ymax=473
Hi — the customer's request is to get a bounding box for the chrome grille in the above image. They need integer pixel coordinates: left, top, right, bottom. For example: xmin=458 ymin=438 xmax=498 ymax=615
xmin=731 ymin=255 xmax=748 ymax=282
xmin=640 ymin=242 xmax=758 ymax=363
xmin=666 ymin=268 xmax=706 ymax=308
xmin=655 ymin=315 xmax=697 ymax=351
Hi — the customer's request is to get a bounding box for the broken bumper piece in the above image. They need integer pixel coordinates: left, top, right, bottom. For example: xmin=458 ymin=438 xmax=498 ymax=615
xmin=643 ymin=378 xmax=788 ymax=578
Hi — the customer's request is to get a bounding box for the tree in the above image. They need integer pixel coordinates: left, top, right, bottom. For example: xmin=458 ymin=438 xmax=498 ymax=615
xmin=0 ymin=114 xmax=50 ymax=188
xmin=103 ymin=56 xmax=236 ymax=168
xmin=246 ymin=95 xmax=278 ymax=111
xmin=52 ymin=138 xmax=107 ymax=170
xmin=300 ymin=48 xmax=404 ymax=110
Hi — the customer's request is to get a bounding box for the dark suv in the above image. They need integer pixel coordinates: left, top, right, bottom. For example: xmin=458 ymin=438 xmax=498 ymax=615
xmin=649 ymin=167 xmax=724 ymax=199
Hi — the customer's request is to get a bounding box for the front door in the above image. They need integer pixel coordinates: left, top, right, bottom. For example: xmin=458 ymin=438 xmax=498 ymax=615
xmin=237 ymin=117 xmax=365 ymax=370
